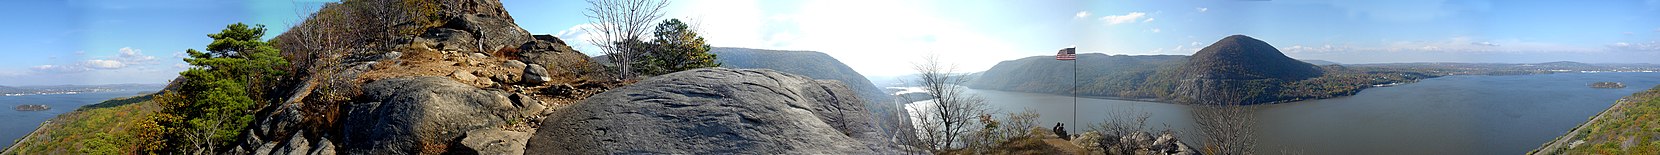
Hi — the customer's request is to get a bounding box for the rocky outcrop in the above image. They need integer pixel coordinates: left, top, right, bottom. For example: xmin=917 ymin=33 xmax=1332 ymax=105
xmin=232 ymin=0 xmax=612 ymax=154
xmin=709 ymin=47 xmax=914 ymax=146
xmin=339 ymin=77 xmax=540 ymax=154
xmin=525 ymin=68 xmax=901 ymax=154
xmin=1074 ymin=131 xmax=1198 ymax=155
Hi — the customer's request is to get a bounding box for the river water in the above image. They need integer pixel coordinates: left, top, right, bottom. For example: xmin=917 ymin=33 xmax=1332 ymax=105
xmin=0 ymin=90 xmax=155 ymax=149
xmin=910 ymin=72 xmax=1660 ymax=154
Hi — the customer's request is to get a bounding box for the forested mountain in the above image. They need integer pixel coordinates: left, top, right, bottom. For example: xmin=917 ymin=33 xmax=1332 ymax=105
xmin=971 ymin=35 xmax=1434 ymax=104
xmin=1176 ymin=35 xmax=1325 ymax=80
xmin=969 ymin=53 xmax=1186 ymax=96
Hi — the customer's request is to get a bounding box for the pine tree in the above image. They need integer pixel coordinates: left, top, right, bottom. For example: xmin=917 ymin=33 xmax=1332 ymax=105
xmin=634 ymin=18 xmax=719 ymax=76
xmin=156 ymin=23 xmax=289 ymax=153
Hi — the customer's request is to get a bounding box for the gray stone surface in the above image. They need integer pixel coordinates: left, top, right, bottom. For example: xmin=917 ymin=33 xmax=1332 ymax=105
xmin=342 ymin=77 xmax=533 ymax=154
xmin=523 ymin=64 xmax=551 ymax=84
xmin=525 ymin=68 xmax=898 ymax=154
xmin=277 ymin=132 xmax=310 ymax=155
xmin=422 ymin=28 xmax=477 ymax=52
xmin=503 ymin=60 xmax=527 ymax=70
xmin=310 ymin=137 xmax=335 ymax=155
xmin=459 ymin=128 xmax=533 ymax=155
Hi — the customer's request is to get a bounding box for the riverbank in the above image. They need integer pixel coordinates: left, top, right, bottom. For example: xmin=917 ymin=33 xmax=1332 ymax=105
xmin=1 ymin=120 xmax=51 ymax=154
xmin=1529 ymin=84 xmax=1660 ymax=154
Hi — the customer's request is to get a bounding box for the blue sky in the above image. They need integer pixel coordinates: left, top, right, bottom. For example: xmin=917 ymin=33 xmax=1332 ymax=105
xmin=3 ymin=0 xmax=1659 ymax=86
xmin=0 ymin=0 xmax=327 ymax=86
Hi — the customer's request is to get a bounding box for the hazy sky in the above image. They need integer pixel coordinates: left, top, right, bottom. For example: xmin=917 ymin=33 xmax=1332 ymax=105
xmin=3 ymin=0 xmax=1658 ymax=86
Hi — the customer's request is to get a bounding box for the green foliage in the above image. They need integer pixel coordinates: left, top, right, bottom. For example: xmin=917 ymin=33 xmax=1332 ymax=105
xmin=398 ymin=0 xmax=442 ymax=35
xmin=629 ymin=18 xmax=720 ymax=76
xmin=157 ymin=23 xmax=290 ymax=153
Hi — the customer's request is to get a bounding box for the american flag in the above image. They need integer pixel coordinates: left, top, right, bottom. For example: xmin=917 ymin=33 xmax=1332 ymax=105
xmin=1055 ymin=47 xmax=1076 ymax=60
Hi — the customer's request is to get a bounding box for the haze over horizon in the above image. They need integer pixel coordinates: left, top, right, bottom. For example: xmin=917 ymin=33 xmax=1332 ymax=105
xmin=3 ymin=0 xmax=1659 ymax=86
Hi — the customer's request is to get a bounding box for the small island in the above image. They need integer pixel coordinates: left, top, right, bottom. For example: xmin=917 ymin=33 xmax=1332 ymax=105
xmin=14 ymin=104 xmax=49 ymax=111
xmin=1590 ymin=82 xmax=1626 ymax=89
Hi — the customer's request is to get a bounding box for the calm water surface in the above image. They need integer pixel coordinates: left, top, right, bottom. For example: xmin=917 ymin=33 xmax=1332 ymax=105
xmin=0 ymin=90 xmax=154 ymax=149
xmin=928 ymin=72 xmax=1660 ymax=154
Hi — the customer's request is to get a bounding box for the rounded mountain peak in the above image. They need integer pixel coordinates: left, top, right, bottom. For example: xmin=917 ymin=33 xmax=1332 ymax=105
xmin=1182 ymin=35 xmax=1323 ymax=80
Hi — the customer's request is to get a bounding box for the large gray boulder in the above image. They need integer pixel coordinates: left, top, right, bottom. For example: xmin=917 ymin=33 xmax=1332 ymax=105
xmin=341 ymin=77 xmax=536 ymax=154
xmin=526 ymin=68 xmax=899 ymax=154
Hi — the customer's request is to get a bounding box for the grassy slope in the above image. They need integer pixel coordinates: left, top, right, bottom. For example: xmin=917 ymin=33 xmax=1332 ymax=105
xmin=1532 ymin=85 xmax=1660 ymax=155
xmin=4 ymin=94 xmax=159 ymax=155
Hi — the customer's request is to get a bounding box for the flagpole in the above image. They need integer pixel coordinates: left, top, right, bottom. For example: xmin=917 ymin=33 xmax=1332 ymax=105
xmin=1071 ymin=55 xmax=1077 ymax=135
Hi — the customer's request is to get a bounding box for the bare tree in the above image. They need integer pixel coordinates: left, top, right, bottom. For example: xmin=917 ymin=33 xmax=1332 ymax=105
xmin=904 ymin=54 xmax=991 ymax=152
xmin=583 ymin=0 xmax=670 ymax=80
xmin=1187 ymin=85 xmax=1259 ymax=155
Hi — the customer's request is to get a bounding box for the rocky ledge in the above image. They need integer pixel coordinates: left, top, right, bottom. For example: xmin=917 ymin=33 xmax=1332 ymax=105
xmin=525 ymin=68 xmax=903 ymax=154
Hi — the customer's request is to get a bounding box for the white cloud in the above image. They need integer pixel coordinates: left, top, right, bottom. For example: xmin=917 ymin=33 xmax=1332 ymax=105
xmin=1143 ymin=17 xmax=1155 ymax=23
xmin=1609 ymin=41 xmax=1660 ymax=52
xmin=1099 ymin=12 xmax=1147 ymax=25
xmin=1075 ymin=11 xmax=1090 ymax=18
xmin=1196 ymin=7 xmax=1208 ymax=12
xmin=83 ymin=60 xmax=126 ymax=69
xmin=1281 ymin=44 xmax=1354 ymax=53
xmin=554 ymin=24 xmax=602 ymax=56
xmin=31 ymin=65 xmax=89 ymax=73
xmin=1150 ymin=28 xmax=1161 ymax=33
xmin=116 ymin=47 xmax=156 ymax=64
xmin=28 ymin=47 xmax=161 ymax=73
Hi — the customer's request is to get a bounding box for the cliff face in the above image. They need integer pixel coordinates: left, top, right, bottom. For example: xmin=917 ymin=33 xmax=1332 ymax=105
xmin=526 ymin=68 xmax=901 ymax=154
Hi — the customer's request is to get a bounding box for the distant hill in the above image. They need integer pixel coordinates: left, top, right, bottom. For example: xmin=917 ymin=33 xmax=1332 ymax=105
xmin=0 ymin=86 xmax=22 ymax=93
xmin=1162 ymin=35 xmax=1326 ymax=104
xmin=971 ymin=35 xmax=1433 ymax=105
xmin=1177 ymin=35 xmax=1324 ymax=80
xmin=969 ymin=53 xmax=1186 ymax=96
xmin=709 ymin=47 xmax=911 ymax=138
xmin=1301 ymin=60 xmax=1340 ymax=66
xmin=1350 ymin=61 xmax=1649 ymax=75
